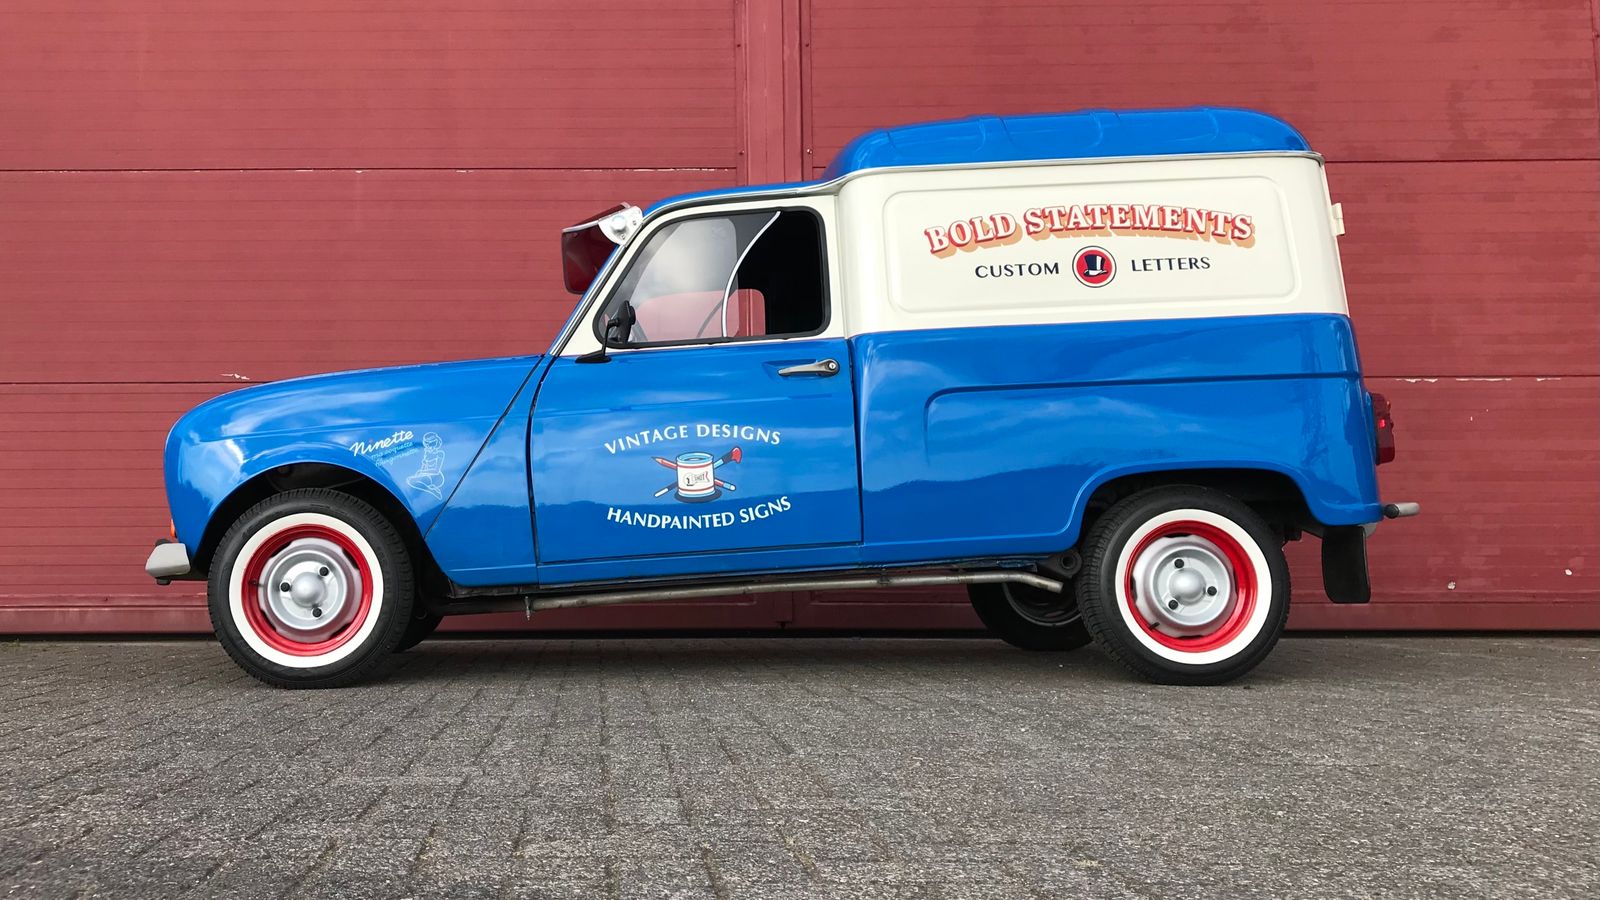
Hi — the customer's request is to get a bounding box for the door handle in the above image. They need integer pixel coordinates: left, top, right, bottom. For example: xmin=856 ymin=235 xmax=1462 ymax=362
xmin=777 ymin=358 xmax=840 ymax=377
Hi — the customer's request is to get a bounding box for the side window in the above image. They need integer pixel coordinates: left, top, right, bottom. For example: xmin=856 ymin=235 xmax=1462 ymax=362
xmin=595 ymin=208 xmax=827 ymax=346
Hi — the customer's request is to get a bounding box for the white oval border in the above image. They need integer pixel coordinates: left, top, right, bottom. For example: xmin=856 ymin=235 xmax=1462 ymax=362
xmin=227 ymin=512 xmax=386 ymax=670
xmin=1113 ymin=508 xmax=1273 ymax=666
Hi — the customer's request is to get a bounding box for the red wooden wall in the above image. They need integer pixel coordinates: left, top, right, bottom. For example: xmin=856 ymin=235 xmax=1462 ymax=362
xmin=1 ymin=1 xmax=1595 ymax=634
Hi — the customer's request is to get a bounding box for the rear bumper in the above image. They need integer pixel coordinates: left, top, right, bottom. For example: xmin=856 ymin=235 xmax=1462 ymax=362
xmin=145 ymin=540 xmax=192 ymax=582
xmin=1322 ymin=501 xmax=1419 ymax=604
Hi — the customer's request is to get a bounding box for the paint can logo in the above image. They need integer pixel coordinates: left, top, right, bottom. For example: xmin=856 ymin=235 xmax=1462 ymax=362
xmin=674 ymin=452 xmax=717 ymax=499
xmin=1072 ymin=246 xmax=1115 ymax=287
xmin=652 ymin=446 xmax=742 ymax=502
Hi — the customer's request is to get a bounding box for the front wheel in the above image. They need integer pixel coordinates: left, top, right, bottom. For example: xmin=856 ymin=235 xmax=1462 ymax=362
xmin=208 ymin=489 xmax=415 ymax=688
xmin=1077 ymin=486 xmax=1289 ymax=685
xmin=968 ymin=582 xmax=1092 ymax=651
xmin=395 ymin=612 xmax=443 ymax=652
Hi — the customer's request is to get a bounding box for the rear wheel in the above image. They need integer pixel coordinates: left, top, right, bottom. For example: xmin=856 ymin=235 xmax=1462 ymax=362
xmin=207 ymin=488 xmax=414 ymax=688
xmin=968 ymin=582 xmax=1092 ymax=651
xmin=1077 ymin=486 xmax=1289 ymax=685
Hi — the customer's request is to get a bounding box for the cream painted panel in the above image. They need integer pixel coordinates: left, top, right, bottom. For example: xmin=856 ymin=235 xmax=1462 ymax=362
xmin=888 ymin=175 xmax=1294 ymax=310
xmin=839 ymin=155 xmax=1347 ymax=336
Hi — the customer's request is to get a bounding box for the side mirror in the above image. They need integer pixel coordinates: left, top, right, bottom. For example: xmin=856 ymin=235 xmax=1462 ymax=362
xmin=610 ymin=301 xmax=637 ymax=348
xmin=577 ymin=301 xmax=637 ymax=364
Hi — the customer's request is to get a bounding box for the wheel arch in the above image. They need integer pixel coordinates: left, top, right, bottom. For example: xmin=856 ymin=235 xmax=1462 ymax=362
xmin=192 ymin=463 xmax=447 ymax=596
xmin=1075 ymin=465 xmax=1314 ymax=544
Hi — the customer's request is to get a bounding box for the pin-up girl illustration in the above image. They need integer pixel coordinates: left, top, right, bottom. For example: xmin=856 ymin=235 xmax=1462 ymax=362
xmin=407 ymin=432 xmax=446 ymax=499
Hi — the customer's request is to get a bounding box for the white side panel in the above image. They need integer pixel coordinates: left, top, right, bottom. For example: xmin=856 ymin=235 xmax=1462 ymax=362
xmin=838 ymin=155 xmax=1347 ymax=336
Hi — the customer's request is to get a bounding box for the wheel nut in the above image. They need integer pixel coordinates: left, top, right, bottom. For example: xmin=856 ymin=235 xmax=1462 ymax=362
xmin=279 ymin=582 xmax=291 ymax=592
xmin=1174 ymin=559 xmax=1185 ymax=569
xmin=319 ymin=566 xmax=330 ymax=577
xmin=1207 ymin=586 xmax=1218 ymax=596
xmin=1167 ymin=598 xmax=1179 ymax=610
xmin=312 ymin=606 xmax=322 ymax=618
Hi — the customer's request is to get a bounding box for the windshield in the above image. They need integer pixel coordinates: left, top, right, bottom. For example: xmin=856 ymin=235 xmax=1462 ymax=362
xmin=560 ymin=203 xmax=637 ymax=295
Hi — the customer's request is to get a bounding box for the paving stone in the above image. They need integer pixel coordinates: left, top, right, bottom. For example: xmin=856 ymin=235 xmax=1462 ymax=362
xmin=0 ymin=636 xmax=1596 ymax=899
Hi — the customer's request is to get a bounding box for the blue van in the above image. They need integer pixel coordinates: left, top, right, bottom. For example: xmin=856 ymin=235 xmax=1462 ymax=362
xmin=145 ymin=108 xmax=1415 ymax=687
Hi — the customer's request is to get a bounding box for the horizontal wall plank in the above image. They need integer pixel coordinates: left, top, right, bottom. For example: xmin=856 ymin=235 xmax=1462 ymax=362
xmin=0 ymin=1 xmax=739 ymax=169
xmin=0 ymin=168 xmax=729 ymax=383
xmin=807 ymin=0 xmax=1599 ymax=164
xmin=1330 ymin=161 xmax=1600 ymax=377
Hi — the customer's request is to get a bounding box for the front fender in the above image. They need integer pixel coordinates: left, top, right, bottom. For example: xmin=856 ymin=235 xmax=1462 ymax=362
xmin=164 ymin=356 xmax=538 ymax=555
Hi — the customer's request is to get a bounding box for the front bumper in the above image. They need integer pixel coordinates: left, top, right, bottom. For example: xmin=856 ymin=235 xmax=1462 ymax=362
xmin=145 ymin=540 xmax=192 ymax=582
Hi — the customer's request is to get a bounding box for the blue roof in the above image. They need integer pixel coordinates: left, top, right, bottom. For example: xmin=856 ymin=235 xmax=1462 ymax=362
xmin=823 ymin=107 xmax=1308 ymax=179
xmin=646 ymin=107 xmax=1307 ymax=213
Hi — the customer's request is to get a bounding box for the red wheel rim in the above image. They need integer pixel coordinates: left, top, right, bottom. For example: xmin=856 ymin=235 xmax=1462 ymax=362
xmin=238 ymin=523 xmax=374 ymax=657
xmin=1122 ymin=519 xmax=1258 ymax=653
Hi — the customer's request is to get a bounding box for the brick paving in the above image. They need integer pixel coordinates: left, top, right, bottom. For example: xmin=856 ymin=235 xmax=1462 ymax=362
xmin=1 ymin=635 xmax=1597 ymax=899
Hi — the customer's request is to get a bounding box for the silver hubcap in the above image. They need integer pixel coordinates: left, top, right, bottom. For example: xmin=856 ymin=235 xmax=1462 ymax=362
xmin=1003 ymin=584 xmax=1080 ymax=627
xmin=1130 ymin=535 xmax=1236 ymax=635
xmin=259 ymin=537 xmax=362 ymax=642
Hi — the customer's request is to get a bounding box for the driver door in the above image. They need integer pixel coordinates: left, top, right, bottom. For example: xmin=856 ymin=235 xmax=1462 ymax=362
xmin=529 ymin=202 xmax=863 ymax=577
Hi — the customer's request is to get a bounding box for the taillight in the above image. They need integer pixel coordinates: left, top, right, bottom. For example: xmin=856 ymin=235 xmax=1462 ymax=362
xmin=1371 ymin=392 xmax=1396 ymax=465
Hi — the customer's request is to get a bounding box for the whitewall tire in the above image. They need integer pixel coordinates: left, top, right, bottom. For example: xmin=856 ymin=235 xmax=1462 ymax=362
xmin=208 ymin=489 xmax=415 ymax=688
xmin=1077 ymin=486 xmax=1289 ymax=684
